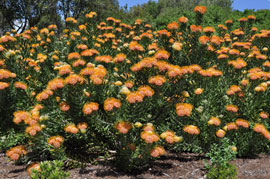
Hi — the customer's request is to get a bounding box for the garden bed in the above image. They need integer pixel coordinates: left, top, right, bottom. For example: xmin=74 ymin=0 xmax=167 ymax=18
xmin=1 ymin=152 xmax=270 ymax=179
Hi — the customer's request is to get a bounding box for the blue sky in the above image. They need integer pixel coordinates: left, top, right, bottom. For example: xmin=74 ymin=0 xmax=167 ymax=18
xmin=118 ymin=0 xmax=270 ymax=11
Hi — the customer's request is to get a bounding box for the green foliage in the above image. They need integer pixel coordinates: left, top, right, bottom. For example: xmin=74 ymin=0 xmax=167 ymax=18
xmin=205 ymin=138 xmax=237 ymax=179
xmin=30 ymin=160 xmax=69 ymax=179
xmin=0 ymin=130 xmax=25 ymax=152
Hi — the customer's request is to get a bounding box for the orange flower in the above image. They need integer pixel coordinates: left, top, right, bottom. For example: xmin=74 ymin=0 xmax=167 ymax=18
xmin=208 ymin=117 xmax=221 ymax=126
xmin=77 ymin=122 xmax=88 ymax=133
xmin=190 ymin=25 xmax=202 ymax=33
xmin=72 ymin=59 xmax=86 ymax=67
xmin=226 ymin=122 xmax=238 ymax=131
xmin=253 ymin=123 xmax=267 ymax=133
xmin=260 ymin=112 xmax=269 ymax=119
xmin=115 ymin=121 xmax=132 ymax=134
xmin=129 ymin=41 xmax=144 ymax=51
xmin=154 ymin=49 xmax=170 ymax=60
xmin=216 ymin=129 xmax=226 ymax=138
xmin=13 ymin=111 xmax=31 ymax=124
xmin=65 ymin=74 xmax=85 ymax=85
xmin=0 ymin=82 xmax=9 ymax=90
xmin=6 ymin=145 xmax=27 ymax=161
xmin=183 ymin=125 xmax=200 ymax=135
xmin=148 ymin=75 xmax=166 ymax=86
xmin=83 ymin=102 xmax=99 ymax=115
xmin=176 ymin=103 xmax=193 ymax=117
xmin=125 ymin=81 xmax=134 ymax=88
xmin=14 ymin=81 xmax=27 ymax=90
xmin=240 ymin=79 xmax=249 ymax=86
xmin=47 ymin=78 xmax=65 ymax=91
xmin=199 ymin=36 xmax=209 ymax=45
xmin=81 ymin=49 xmax=99 ymax=57
xmin=225 ymin=19 xmax=233 ymax=25
xmin=59 ymin=102 xmax=70 ymax=112
xmin=194 ymin=88 xmax=204 ymax=95
xmin=239 ymin=17 xmax=248 ymax=22
xmin=68 ymin=52 xmax=80 ymax=60
xmin=157 ymin=29 xmax=171 ymax=37
xmin=104 ymin=98 xmax=122 ymax=111
xmin=113 ymin=53 xmax=126 ymax=63
xmin=194 ymin=6 xmax=207 ymax=14
xmin=225 ymin=105 xmax=238 ymax=113
xmin=203 ymin=26 xmax=215 ymax=34
xmin=167 ymin=21 xmax=179 ymax=30
xmin=150 ymin=146 xmax=165 ymax=157
xmin=48 ymin=136 xmax=64 ymax=148
xmin=64 ymin=124 xmax=79 ymax=134
xmin=25 ymin=124 xmax=42 ymax=136
xmin=58 ymin=64 xmax=72 ymax=75
xmin=141 ymin=130 xmax=160 ymax=144
xmin=0 ymin=69 xmax=16 ymax=80
xmin=27 ymin=163 xmax=41 ymax=176
xmin=235 ymin=119 xmax=249 ymax=128
xmin=126 ymin=92 xmax=144 ymax=103
xmin=178 ymin=16 xmax=188 ymax=24
xmin=138 ymin=85 xmax=154 ymax=97
xmin=95 ymin=55 xmax=112 ymax=63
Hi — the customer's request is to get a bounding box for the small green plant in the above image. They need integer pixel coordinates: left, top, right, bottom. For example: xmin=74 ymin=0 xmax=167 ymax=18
xmin=30 ymin=160 xmax=69 ymax=179
xmin=205 ymin=138 xmax=237 ymax=179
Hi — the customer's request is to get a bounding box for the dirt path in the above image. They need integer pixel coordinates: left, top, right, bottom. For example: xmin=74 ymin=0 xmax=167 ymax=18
xmin=1 ymin=152 xmax=270 ymax=179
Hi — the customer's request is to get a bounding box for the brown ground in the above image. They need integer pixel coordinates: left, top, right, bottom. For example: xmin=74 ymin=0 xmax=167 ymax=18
xmin=1 ymin=152 xmax=270 ymax=179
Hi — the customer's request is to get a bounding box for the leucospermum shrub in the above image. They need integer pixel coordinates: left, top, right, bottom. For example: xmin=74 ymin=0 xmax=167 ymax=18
xmin=1 ymin=6 xmax=270 ymax=173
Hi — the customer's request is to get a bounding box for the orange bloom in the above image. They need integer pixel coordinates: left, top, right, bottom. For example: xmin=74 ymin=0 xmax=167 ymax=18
xmin=68 ymin=52 xmax=80 ymax=60
xmin=183 ymin=125 xmax=200 ymax=135
xmin=113 ymin=53 xmax=126 ymax=63
xmin=81 ymin=49 xmax=99 ymax=57
xmin=59 ymin=102 xmax=70 ymax=112
xmin=138 ymin=85 xmax=154 ymax=97
xmin=178 ymin=16 xmax=188 ymax=24
xmin=129 ymin=41 xmax=144 ymax=51
xmin=167 ymin=21 xmax=179 ymax=30
xmin=154 ymin=49 xmax=170 ymax=60
xmin=199 ymin=36 xmax=209 ymax=45
xmin=27 ymin=163 xmax=41 ymax=176
xmin=47 ymin=78 xmax=65 ymax=91
xmin=115 ymin=121 xmax=132 ymax=134
xmin=72 ymin=59 xmax=86 ymax=67
xmin=226 ymin=122 xmax=238 ymax=131
xmin=64 ymin=124 xmax=79 ymax=134
xmin=83 ymin=102 xmax=99 ymax=115
xmin=176 ymin=103 xmax=193 ymax=117
xmin=104 ymin=98 xmax=122 ymax=111
xmin=203 ymin=26 xmax=215 ymax=34
xmin=6 ymin=145 xmax=27 ymax=161
xmin=14 ymin=81 xmax=27 ymax=90
xmin=235 ymin=119 xmax=249 ymax=128
xmin=0 ymin=82 xmax=9 ymax=90
xmin=194 ymin=6 xmax=207 ymax=14
xmin=25 ymin=124 xmax=42 ymax=136
xmin=126 ymin=92 xmax=144 ymax=104
xmin=208 ymin=117 xmax=221 ymax=126
xmin=216 ymin=129 xmax=226 ymax=138
xmin=225 ymin=105 xmax=239 ymax=113
xmin=48 ymin=136 xmax=64 ymax=148
xmin=148 ymin=75 xmax=166 ymax=86
xmin=150 ymin=146 xmax=165 ymax=157
xmin=194 ymin=88 xmax=204 ymax=95
xmin=260 ymin=112 xmax=269 ymax=119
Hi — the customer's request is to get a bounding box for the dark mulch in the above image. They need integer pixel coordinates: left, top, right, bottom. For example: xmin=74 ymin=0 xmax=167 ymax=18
xmin=1 ymin=152 xmax=270 ymax=179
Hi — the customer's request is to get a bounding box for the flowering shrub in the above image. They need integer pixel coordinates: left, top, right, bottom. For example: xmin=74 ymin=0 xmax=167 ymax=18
xmin=1 ymin=6 xmax=270 ymax=173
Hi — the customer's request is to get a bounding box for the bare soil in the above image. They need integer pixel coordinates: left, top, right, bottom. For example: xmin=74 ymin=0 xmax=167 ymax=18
xmin=1 ymin=152 xmax=270 ymax=179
